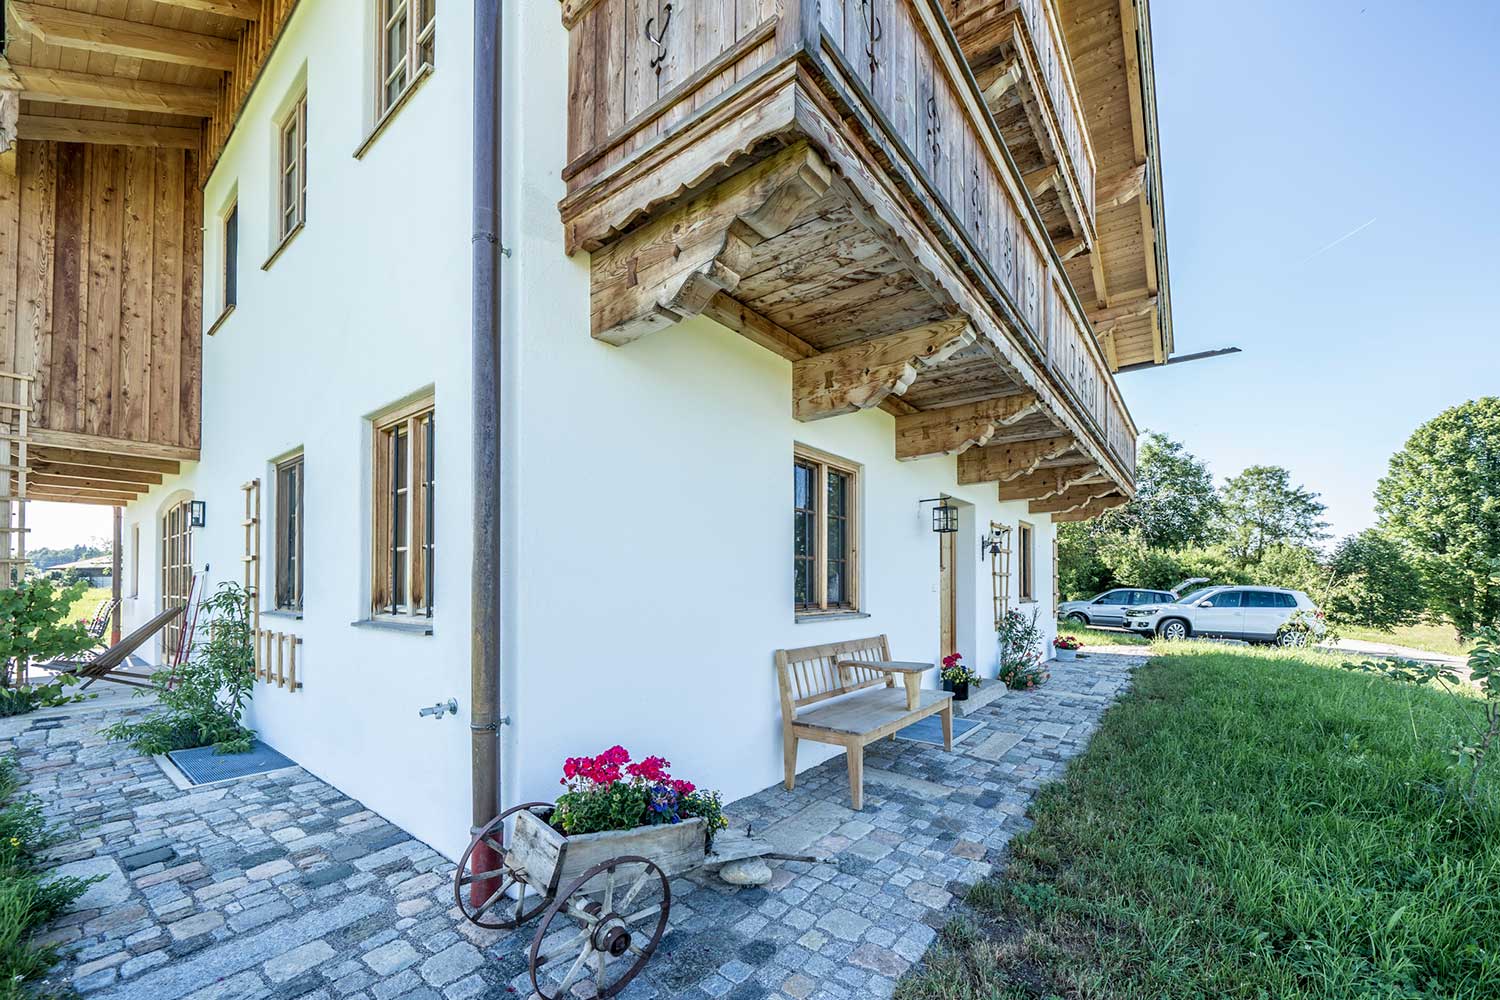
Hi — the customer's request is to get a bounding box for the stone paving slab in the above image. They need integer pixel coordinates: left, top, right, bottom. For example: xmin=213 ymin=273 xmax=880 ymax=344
xmin=4 ymin=649 xmax=1141 ymax=1000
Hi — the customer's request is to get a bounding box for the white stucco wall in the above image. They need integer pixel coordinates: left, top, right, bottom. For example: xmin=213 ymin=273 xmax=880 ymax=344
xmin=120 ymin=0 xmax=478 ymax=858
xmin=118 ymin=0 xmax=1062 ymax=861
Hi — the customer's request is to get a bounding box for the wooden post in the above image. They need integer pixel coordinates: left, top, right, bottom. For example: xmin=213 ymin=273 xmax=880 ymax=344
xmin=111 ymin=506 xmax=123 ymax=644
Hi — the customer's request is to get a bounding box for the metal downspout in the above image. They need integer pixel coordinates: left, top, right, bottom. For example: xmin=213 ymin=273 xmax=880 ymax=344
xmin=469 ymin=0 xmax=502 ymax=871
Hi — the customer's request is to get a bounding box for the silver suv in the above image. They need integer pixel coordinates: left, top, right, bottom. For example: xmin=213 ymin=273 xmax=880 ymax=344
xmin=1125 ymin=586 xmax=1325 ymax=645
xmin=1059 ymin=588 xmax=1178 ymax=628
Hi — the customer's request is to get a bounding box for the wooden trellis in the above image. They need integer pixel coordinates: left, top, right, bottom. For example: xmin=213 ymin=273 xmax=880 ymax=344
xmin=255 ymin=630 xmax=302 ymax=690
xmin=989 ymin=521 xmax=1012 ymax=630
xmin=241 ymin=478 xmax=261 ymax=645
xmin=0 ymin=372 xmax=32 ymax=589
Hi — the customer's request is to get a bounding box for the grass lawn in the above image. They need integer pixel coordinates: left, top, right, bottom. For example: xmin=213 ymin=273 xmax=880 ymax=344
xmin=1056 ymin=622 xmax=1150 ymax=647
xmin=1340 ymin=621 xmax=1476 ymax=659
xmin=899 ymin=643 xmax=1500 ymax=1000
xmin=63 ymin=586 xmax=111 ymax=626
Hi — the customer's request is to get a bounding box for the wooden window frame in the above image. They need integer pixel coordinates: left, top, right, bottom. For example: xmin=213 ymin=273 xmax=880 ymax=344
xmin=274 ymin=454 xmax=305 ymax=612
xmin=371 ymin=395 xmax=435 ymax=621
xmin=793 ymin=444 xmax=861 ymax=617
xmin=129 ymin=524 xmax=140 ymax=598
xmin=223 ymin=200 xmax=238 ymax=311
xmin=276 ymin=94 xmax=307 ymax=244
xmin=1017 ymin=520 xmax=1035 ymax=603
xmin=376 ymin=0 xmax=435 ymax=119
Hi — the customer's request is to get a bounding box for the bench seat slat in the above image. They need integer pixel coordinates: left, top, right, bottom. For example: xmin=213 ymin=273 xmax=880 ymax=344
xmin=793 ymin=687 xmax=952 ymax=736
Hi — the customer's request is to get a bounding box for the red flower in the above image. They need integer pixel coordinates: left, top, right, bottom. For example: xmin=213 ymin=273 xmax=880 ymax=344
xmin=627 ymin=755 xmax=672 ymax=783
xmin=670 ymin=779 xmax=695 ymax=796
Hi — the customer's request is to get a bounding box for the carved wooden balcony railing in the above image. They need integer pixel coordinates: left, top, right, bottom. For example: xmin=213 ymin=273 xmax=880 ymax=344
xmin=558 ymin=0 xmax=1135 ymax=508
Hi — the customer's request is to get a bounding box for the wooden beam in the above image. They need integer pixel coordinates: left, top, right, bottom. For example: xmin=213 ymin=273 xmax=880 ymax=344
xmin=151 ymin=0 xmax=263 ymax=20
xmin=29 ymin=429 xmax=200 ymax=462
xmin=18 ymin=115 xmax=201 ymax=149
xmin=982 ymin=61 xmax=1022 ymax=106
xmin=1089 ymin=238 xmax=1111 ymax=308
xmin=996 ymin=464 xmax=1102 ymax=502
xmin=894 ymin=392 xmax=1041 ymax=460
xmin=30 ymin=447 xmax=181 ymax=475
xmin=32 ymin=462 xmax=164 ymax=486
xmin=24 ymin=492 xmax=133 ymax=507
xmin=957 ymin=435 xmax=1075 ymax=485
xmin=1100 ymin=163 xmax=1147 ymax=210
xmin=15 ymin=67 xmax=219 ymax=117
xmin=1023 ymin=165 xmax=1059 ymax=198
xmin=1119 ymin=0 xmax=1148 ymax=165
xmin=1029 ymin=485 xmax=1119 ymax=515
xmin=1053 ymin=494 xmax=1129 ymax=523
xmin=1089 ymin=295 xmax=1157 ymax=329
xmin=0 ymin=59 xmax=18 ymax=175
xmin=30 ymin=474 xmax=150 ymax=495
xmin=792 ymin=320 xmax=975 ymax=421
xmin=7 ymin=2 xmax=238 ymax=72
xmin=1055 ymin=235 xmax=1086 ymax=261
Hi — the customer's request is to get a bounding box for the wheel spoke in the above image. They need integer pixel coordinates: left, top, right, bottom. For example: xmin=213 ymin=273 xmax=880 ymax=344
xmin=472 ymin=877 xmax=514 ymax=917
xmin=482 ymin=836 xmax=507 ymax=856
xmin=563 ymin=899 xmax=601 ymax=925
xmin=556 ymin=940 xmax=592 ymax=994
xmin=536 ymin=928 xmax=590 ymax=967
xmin=619 ymin=869 xmax=652 ymax=911
xmin=604 ymin=867 xmax=615 ymax=913
xmin=458 ymin=866 xmax=510 ymax=885
xmin=623 ymin=904 xmax=660 ymax=926
xmin=595 ymin=949 xmax=607 ymax=989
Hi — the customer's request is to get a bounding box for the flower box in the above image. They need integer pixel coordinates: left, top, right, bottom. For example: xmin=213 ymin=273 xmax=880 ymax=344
xmin=510 ymin=808 xmax=708 ymax=895
xmin=1054 ymin=647 xmax=1078 ymax=661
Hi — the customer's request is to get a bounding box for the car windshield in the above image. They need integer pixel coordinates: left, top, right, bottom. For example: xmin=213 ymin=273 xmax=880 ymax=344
xmin=1175 ymin=587 xmax=1218 ymax=605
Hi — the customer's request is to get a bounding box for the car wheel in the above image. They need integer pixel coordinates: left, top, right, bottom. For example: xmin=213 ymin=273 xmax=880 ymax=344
xmin=1277 ymin=629 xmax=1309 ymax=648
xmin=1158 ymin=619 xmax=1189 ymax=641
xmin=1066 ymin=612 xmax=1089 ymax=625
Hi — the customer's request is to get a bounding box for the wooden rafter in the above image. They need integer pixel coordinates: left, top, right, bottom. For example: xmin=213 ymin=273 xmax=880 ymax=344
xmin=1028 ymin=484 xmax=1119 ymax=515
xmin=0 ymin=59 xmax=18 ymax=175
xmin=1052 ymin=493 xmax=1129 ymax=523
xmin=996 ymin=463 xmax=1101 ymax=502
xmin=893 ymin=392 xmax=1041 ymax=460
xmin=32 ymin=461 xmax=164 ymax=486
xmin=792 ymin=319 xmax=976 ymax=422
xmin=18 ymin=116 xmax=201 ymax=149
xmin=14 ymin=67 xmax=218 ymax=117
xmin=29 ymin=474 xmax=150 ymax=495
xmin=7 ymin=2 xmax=238 ymax=72
xmin=152 ymin=0 xmax=263 ymax=20
xmin=1023 ymin=165 xmax=1060 ymax=198
xmin=956 ymin=435 xmax=1075 ymax=486
xmin=30 ymin=447 xmax=181 ymax=476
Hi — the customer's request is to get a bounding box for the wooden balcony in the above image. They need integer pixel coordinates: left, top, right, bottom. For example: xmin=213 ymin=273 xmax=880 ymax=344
xmin=559 ymin=0 xmax=1136 ymax=505
xmin=948 ymin=0 xmax=1096 ymax=250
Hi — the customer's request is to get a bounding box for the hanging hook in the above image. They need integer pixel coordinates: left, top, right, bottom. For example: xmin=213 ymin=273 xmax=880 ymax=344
xmin=646 ymin=3 xmax=673 ymax=75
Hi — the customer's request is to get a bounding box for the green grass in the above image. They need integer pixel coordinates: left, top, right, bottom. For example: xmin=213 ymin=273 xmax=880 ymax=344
xmin=62 ymin=586 xmax=110 ymax=626
xmin=1056 ymin=622 xmax=1150 ymax=647
xmin=1340 ymin=622 xmax=1476 ymax=659
xmin=0 ymin=757 xmax=94 ymax=1000
xmin=898 ymin=643 xmax=1500 ymax=1000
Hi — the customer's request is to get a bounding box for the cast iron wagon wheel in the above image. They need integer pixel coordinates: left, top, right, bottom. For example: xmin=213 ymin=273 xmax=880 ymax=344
xmin=528 ymin=855 xmax=671 ymax=1000
xmin=453 ymin=801 xmax=553 ymax=929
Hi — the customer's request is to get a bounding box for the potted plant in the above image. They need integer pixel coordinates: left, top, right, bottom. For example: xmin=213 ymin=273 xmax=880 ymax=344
xmin=941 ymin=654 xmax=978 ymax=701
xmin=1053 ymin=635 xmax=1082 ymax=661
xmin=999 ymin=607 xmax=1050 ymax=691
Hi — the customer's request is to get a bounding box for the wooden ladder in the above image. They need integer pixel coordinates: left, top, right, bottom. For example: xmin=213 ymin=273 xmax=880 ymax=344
xmin=0 ymin=372 xmax=33 ymax=588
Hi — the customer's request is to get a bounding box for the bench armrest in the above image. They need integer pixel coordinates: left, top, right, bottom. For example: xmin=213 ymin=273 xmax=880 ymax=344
xmin=836 ymin=659 xmax=934 ymax=710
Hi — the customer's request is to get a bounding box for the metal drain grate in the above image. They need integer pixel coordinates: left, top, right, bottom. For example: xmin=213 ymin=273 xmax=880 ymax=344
xmin=894 ymin=715 xmax=985 ymax=747
xmin=167 ymin=740 xmax=296 ymax=785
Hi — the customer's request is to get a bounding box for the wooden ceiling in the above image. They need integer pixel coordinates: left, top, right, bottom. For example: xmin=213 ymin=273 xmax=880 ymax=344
xmin=1053 ymin=0 xmax=1172 ymax=369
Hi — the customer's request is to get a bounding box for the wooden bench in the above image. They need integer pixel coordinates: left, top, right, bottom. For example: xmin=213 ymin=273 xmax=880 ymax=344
xmin=775 ymin=635 xmax=953 ymax=810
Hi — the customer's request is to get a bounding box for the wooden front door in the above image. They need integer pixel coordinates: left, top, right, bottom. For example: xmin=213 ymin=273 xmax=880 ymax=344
xmin=939 ymin=529 xmax=957 ymax=658
xmin=160 ymin=499 xmax=193 ymax=661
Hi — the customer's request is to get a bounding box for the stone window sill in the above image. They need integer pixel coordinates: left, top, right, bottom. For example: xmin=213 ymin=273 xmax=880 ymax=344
xmin=794 ymin=611 xmax=872 ymax=625
xmin=351 ymin=618 xmax=433 ymax=636
xmin=354 ymin=63 xmax=434 ymax=160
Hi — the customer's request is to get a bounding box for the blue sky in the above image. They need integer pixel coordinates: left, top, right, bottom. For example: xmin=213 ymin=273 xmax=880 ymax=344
xmin=1124 ymin=0 xmax=1500 ymax=543
xmin=25 ymin=1 xmax=1498 ymax=551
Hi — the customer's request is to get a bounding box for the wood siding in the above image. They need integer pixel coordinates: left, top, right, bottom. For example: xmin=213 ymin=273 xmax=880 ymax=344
xmin=0 ymin=139 xmax=201 ymax=454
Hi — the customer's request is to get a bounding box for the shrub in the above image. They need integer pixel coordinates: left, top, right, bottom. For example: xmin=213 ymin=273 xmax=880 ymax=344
xmin=998 ymin=607 xmax=1049 ymax=690
xmin=104 ymin=583 xmax=256 ymax=755
xmin=551 ymin=747 xmax=726 ymax=847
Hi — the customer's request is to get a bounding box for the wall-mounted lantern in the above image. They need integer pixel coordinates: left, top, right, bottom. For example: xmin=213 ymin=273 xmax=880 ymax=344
xmin=981 ymin=525 xmax=1010 ymax=560
xmin=920 ymin=497 xmax=958 ymax=534
xmin=188 ymin=500 xmax=207 ymax=528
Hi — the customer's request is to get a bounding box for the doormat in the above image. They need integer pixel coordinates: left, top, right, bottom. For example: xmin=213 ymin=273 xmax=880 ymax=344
xmin=167 ymin=741 xmax=296 ymax=786
xmin=895 ymin=715 xmax=985 ymax=747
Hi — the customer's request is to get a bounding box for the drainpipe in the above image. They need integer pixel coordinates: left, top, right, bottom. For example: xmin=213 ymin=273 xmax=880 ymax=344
xmin=469 ymin=0 xmax=502 ymax=901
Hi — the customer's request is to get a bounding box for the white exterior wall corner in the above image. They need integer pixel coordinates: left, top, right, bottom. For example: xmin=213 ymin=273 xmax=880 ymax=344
xmin=502 ymin=5 xmax=1058 ymax=813
xmin=120 ymin=0 xmax=479 ymax=857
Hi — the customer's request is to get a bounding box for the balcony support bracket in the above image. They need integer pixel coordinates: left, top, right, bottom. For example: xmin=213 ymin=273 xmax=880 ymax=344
xmin=893 ymin=392 xmax=1041 ymax=461
xmin=996 ymin=463 xmax=1102 ymax=502
xmin=956 ymin=434 xmax=1075 ymax=486
xmin=792 ymin=319 xmax=975 ymax=422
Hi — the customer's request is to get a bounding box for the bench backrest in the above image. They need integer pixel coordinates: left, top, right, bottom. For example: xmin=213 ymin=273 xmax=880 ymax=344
xmin=774 ymin=635 xmax=894 ymax=718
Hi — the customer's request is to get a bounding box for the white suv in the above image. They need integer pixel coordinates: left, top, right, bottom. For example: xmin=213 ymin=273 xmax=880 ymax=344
xmin=1125 ymin=586 xmax=1325 ymax=645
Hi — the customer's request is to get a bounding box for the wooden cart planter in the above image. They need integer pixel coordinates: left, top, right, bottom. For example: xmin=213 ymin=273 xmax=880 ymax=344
xmin=453 ymin=803 xmax=707 ymax=1000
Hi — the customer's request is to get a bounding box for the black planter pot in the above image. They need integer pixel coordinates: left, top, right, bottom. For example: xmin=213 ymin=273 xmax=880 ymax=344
xmin=952 ymin=682 xmax=970 ymax=701
xmin=942 ymin=679 xmax=954 ymax=693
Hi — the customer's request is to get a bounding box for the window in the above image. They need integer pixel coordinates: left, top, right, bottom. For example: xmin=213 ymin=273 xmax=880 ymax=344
xmin=1096 ymin=590 xmax=1128 ymax=604
xmin=372 ymin=397 xmax=435 ymax=619
xmin=129 ymin=525 xmax=140 ymax=598
xmin=275 ymin=455 xmax=305 ymax=611
xmin=1202 ymin=590 xmax=1243 ymax=608
xmin=1244 ymin=591 xmax=1280 ymax=609
xmin=1017 ymin=522 xmax=1034 ymax=602
xmin=223 ymin=202 xmax=238 ymax=309
xmin=793 ymin=446 xmax=860 ymax=615
xmin=377 ymin=0 xmax=435 ymax=116
xmin=278 ymin=94 xmax=307 ymax=242
xmin=1278 ymin=592 xmax=1299 ymax=608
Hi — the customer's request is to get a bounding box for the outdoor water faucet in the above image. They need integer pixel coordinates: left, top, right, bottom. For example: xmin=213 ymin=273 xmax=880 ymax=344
xmin=419 ymin=699 xmax=458 ymax=720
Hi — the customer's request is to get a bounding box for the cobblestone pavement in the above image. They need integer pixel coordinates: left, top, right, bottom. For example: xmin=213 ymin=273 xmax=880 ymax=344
xmin=7 ymin=648 xmax=1141 ymax=1000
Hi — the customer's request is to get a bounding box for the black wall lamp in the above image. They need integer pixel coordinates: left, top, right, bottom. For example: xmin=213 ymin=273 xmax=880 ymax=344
xmin=920 ymin=497 xmax=958 ymax=533
xmin=188 ymin=500 xmax=207 ymax=528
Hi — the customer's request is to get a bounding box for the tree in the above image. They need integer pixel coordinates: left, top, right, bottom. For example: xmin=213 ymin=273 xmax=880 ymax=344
xmin=1325 ymin=530 xmax=1425 ymax=631
xmin=0 ymin=578 xmax=96 ymax=688
xmin=1097 ymin=433 xmax=1222 ymax=550
xmin=1219 ymin=465 xmax=1329 ymax=564
xmin=1375 ymin=398 xmax=1500 ymax=637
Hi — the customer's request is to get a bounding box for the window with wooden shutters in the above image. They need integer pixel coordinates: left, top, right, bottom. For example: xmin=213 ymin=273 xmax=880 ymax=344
xmin=793 ymin=446 xmax=861 ymax=616
xmin=377 ymin=0 xmax=435 ymax=117
xmin=1017 ymin=521 xmax=1035 ymax=602
xmin=278 ymin=94 xmax=307 ymax=242
xmin=372 ymin=397 xmax=435 ymax=619
xmin=275 ymin=455 xmax=304 ymax=611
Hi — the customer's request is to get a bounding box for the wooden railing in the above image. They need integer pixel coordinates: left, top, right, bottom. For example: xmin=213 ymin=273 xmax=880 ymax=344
xmin=1014 ymin=0 xmax=1096 ymax=221
xmin=559 ymin=0 xmax=1134 ymax=481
